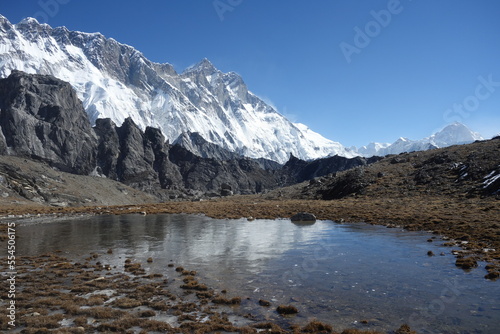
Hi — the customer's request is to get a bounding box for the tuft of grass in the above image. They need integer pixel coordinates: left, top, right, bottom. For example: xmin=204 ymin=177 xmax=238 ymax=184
xmin=73 ymin=316 xmax=87 ymax=326
xmin=141 ymin=319 xmax=173 ymax=331
xmin=341 ymin=329 xmax=385 ymax=334
xmin=180 ymin=280 xmax=208 ymax=291
xmin=276 ymin=304 xmax=298 ymax=315
xmin=86 ymin=295 xmax=105 ymax=306
xmin=455 ymin=257 xmax=478 ymax=270
xmin=301 ymin=320 xmax=333 ymax=333
xmin=212 ymin=296 xmax=242 ymax=305
xmin=149 ymin=301 xmax=170 ymax=311
xmin=395 ymin=324 xmax=417 ymax=334
xmin=258 ymin=299 xmax=271 ymax=306
xmin=196 ymin=291 xmax=214 ymax=299
xmin=20 ymin=314 xmax=65 ymax=329
xmin=183 ymin=275 xmax=196 ymax=283
xmin=113 ymin=297 xmax=143 ymax=309
xmin=79 ymin=306 xmax=126 ymax=319
xmin=485 ymin=271 xmax=500 ymax=280
xmin=139 ymin=310 xmax=156 ymax=317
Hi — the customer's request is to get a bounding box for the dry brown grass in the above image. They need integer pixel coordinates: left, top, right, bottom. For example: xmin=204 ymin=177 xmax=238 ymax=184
xmin=20 ymin=314 xmax=64 ymax=329
xmin=0 ymin=252 xmax=424 ymax=334
xmin=301 ymin=320 xmax=333 ymax=333
xmin=78 ymin=306 xmax=126 ymax=319
xmin=211 ymin=296 xmax=242 ymax=305
xmin=395 ymin=324 xmax=418 ymax=334
xmin=455 ymin=257 xmax=479 ymax=269
xmin=276 ymin=305 xmax=299 ymax=315
xmin=113 ymin=297 xmax=143 ymax=309
xmin=85 ymin=295 xmax=106 ymax=306
xmin=180 ymin=280 xmax=208 ymax=291
xmin=340 ymin=330 xmax=384 ymax=334
xmin=139 ymin=310 xmax=156 ymax=317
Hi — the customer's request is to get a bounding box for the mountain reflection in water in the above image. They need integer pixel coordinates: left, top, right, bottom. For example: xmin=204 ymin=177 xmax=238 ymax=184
xmin=17 ymin=214 xmax=500 ymax=333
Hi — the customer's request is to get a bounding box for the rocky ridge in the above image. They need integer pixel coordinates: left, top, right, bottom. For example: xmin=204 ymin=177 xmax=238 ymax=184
xmin=268 ymin=137 xmax=500 ymax=200
xmin=0 ymin=71 xmax=371 ymax=205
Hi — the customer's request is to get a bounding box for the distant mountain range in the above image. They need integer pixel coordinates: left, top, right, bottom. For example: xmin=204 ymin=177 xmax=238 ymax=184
xmin=0 ymin=14 xmax=486 ymax=163
xmin=356 ymin=122 xmax=483 ymax=157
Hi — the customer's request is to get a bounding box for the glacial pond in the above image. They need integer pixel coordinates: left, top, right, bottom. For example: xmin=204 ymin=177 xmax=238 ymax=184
xmin=16 ymin=214 xmax=500 ymax=333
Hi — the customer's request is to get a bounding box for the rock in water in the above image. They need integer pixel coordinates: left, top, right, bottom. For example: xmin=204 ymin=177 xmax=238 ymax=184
xmin=290 ymin=212 xmax=316 ymax=222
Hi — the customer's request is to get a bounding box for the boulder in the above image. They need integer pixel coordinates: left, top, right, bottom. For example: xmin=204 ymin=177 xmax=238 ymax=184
xmin=290 ymin=212 xmax=316 ymax=222
xmin=221 ymin=189 xmax=233 ymax=197
xmin=0 ymin=70 xmax=97 ymax=174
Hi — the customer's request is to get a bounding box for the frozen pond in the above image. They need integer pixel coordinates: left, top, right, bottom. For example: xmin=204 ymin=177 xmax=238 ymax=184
xmin=17 ymin=214 xmax=500 ymax=333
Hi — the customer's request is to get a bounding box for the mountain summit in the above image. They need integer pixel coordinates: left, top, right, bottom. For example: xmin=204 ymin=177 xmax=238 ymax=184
xmin=357 ymin=122 xmax=483 ymax=157
xmin=0 ymin=15 xmax=355 ymax=163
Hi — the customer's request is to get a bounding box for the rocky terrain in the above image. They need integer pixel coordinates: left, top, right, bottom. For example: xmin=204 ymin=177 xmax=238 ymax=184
xmin=0 ymin=71 xmax=373 ymax=204
xmin=4 ymin=136 xmax=498 ymax=276
xmin=272 ymin=136 xmax=500 ymax=200
xmin=0 ymin=155 xmax=157 ymax=208
xmin=2 ymin=137 xmax=499 ymax=276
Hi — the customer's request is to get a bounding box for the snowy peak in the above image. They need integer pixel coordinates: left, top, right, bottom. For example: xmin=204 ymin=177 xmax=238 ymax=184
xmin=0 ymin=15 xmax=11 ymax=32
xmin=430 ymin=122 xmax=483 ymax=147
xmin=0 ymin=14 xmax=354 ymax=163
xmin=357 ymin=122 xmax=483 ymax=157
xmin=184 ymin=58 xmax=218 ymax=75
xmin=17 ymin=17 xmax=41 ymax=26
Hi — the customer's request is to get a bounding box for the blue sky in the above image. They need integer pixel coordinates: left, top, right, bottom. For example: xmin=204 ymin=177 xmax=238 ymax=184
xmin=2 ymin=0 xmax=500 ymax=147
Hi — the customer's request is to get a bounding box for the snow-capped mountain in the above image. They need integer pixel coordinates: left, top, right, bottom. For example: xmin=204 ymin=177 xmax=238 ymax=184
xmin=357 ymin=122 xmax=483 ymax=157
xmin=0 ymin=15 xmax=355 ymax=163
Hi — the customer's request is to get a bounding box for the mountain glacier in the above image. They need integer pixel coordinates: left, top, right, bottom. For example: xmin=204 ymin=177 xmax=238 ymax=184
xmin=0 ymin=15 xmax=356 ymax=163
xmin=357 ymin=122 xmax=483 ymax=157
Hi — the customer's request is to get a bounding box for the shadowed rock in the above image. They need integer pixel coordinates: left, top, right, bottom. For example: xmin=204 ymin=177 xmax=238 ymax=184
xmin=290 ymin=212 xmax=316 ymax=223
xmin=0 ymin=70 xmax=97 ymax=174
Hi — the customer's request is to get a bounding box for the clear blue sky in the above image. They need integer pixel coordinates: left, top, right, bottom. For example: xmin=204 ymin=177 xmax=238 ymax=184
xmin=2 ymin=0 xmax=500 ymax=147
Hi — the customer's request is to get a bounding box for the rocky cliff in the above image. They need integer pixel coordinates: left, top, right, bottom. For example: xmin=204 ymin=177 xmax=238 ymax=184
xmin=0 ymin=70 xmax=97 ymax=174
xmin=0 ymin=71 xmax=371 ymax=203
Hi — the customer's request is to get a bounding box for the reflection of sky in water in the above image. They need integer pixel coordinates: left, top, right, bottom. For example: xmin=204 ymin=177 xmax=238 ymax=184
xmin=17 ymin=214 xmax=500 ymax=334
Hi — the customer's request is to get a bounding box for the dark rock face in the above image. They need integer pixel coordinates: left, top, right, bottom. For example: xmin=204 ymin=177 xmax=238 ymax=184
xmin=0 ymin=127 xmax=7 ymax=154
xmin=144 ymin=127 xmax=183 ymax=189
xmin=168 ymin=144 xmax=278 ymax=194
xmin=174 ymin=131 xmax=241 ymax=161
xmin=0 ymin=71 xmax=383 ymax=200
xmin=174 ymin=131 xmax=282 ymax=170
xmin=0 ymin=70 xmax=97 ymax=174
xmin=316 ymin=167 xmax=369 ymax=200
xmin=0 ymin=71 xmax=281 ymax=197
xmin=281 ymin=153 xmax=379 ymax=185
xmin=94 ymin=118 xmax=182 ymax=192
